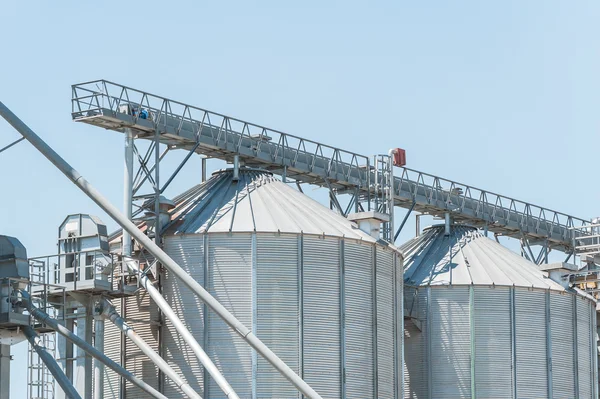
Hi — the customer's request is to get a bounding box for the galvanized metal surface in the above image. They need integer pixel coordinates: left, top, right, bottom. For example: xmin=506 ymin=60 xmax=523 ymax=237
xmin=402 ymin=225 xmax=566 ymax=290
xmin=162 ymin=234 xmax=206 ymax=397
xmin=344 ymin=242 xmax=374 ymax=398
xmin=403 ymin=287 xmax=428 ymax=399
xmin=302 ymin=237 xmax=341 ymax=398
xmin=577 ymin=297 xmax=593 ymax=399
xmin=550 ymin=293 xmax=576 ymax=399
xmin=165 ymin=169 xmax=377 ymax=242
xmin=376 ymin=250 xmax=395 ymax=399
xmin=404 ymin=286 xmax=598 ymax=399
xmin=123 ymin=292 xmax=161 ymax=398
xmin=163 ymin=231 xmax=401 ymax=398
xmin=207 ymin=234 xmax=253 ymax=398
xmin=429 ymin=286 xmax=471 ymax=399
xmin=473 ymin=287 xmax=513 ymax=399
xmin=255 ymin=234 xmax=300 ymax=399
xmin=515 ymin=290 xmax=548 ymax=398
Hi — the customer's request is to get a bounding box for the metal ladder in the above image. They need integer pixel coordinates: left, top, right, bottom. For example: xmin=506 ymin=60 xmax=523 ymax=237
xmin=27 ymin=261 xmax=56 ymax=399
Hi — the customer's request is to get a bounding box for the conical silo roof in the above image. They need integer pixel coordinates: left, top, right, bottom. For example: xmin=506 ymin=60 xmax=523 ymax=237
xmin=163 ymin=168 xmax=378 ymax=242
xmin=400 ymin=225 xmax=565 ymax=291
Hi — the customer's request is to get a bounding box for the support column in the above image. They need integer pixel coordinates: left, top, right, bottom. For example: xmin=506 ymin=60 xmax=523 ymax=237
xmin=0 ymin=344 xmax=10 ymax=399
xmin=123 ymin=128 xmax=134 ymax=257
xmin=74 ymin=305 xmax=93 ymax=398
xmin=94 ymin=316 xmax=104 ymax=399
xmin=56 ymin=308 xmax=73 ymax=399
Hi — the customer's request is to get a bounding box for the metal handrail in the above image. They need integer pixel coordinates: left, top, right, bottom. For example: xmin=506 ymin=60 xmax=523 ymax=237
xmin=71 ymin=80 xmax=592 ymax=250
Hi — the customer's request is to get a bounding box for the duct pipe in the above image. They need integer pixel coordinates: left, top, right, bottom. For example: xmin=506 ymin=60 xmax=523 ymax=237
xmin=123 ymin=259 xmax=236 ymax=398
xmin=93 ymin=317 xmax=104 ymax=399
xmin=23 ymin=326 xmax=82 ymax=399
xmin=19 ymin=293 xmax=166 ymax=399
xmin=445 ymin=212 xmax=451 ymax=236
xmin=0 ymin=102 xmax=323 ymax=399
xmin=123 ymin=128 xmax=134 ymax=256
xmin=101 ymin=299 xmax=203 ymax=399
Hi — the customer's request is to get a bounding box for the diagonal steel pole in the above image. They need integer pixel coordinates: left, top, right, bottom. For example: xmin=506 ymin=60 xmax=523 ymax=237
xmin=22 ymin=293 xmax=166 ymax=399
xmin=24 ymin=326 xmax=82 ymax=399
xmin=0 ymin=101 xmax=322 ymax=399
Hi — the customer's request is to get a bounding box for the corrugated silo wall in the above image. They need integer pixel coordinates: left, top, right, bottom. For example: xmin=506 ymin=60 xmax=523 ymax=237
xmin=102 ymin=292 xmax=161 ymax=398
xmin=403 ymin=286 xmax=597 ymax=399
xmin=163 ymin=232 xmax=403 ymax=398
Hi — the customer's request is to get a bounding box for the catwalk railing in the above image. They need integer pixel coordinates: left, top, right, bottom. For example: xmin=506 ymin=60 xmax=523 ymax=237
xmin=72 ymin=79 xmax=591 ymax=251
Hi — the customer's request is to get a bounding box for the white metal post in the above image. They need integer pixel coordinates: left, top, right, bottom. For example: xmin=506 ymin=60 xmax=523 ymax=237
xmin=74 ymin=305 xmax=93 ymax=398
xmin=123 ymin=128 xmax=134 ymax=257
xmin=93 ymin=317 xmax=104 ymax=399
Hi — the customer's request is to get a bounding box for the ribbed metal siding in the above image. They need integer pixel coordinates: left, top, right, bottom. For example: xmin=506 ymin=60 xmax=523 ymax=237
xmin=207 ymin=234 xmax=253 ymax=398
xmin=395 ymin=254 xmax=403 ymax=399
xmin=473 ymin=287 xmax=512 ymax=399
xmin=376 ymin=249 xmax=395 ymax=399
xmin=163 ymin=234 xmax=206 ymax=397
xmin=103 ymin=298 xmax=122 ymax=398
xmin=403 ymin=287 xmax=427 ymax=399
xmin=576 ymin=297 xmax=593 ymax=399
xmin=515 ymin=289 xmax=548 ymax=399
xmin=303 ymin=236 xmax=341 ymax=398
xmin=344 ymin=242 xmax=374 ymax=398
xmin=123 ymin=290 xmax=160 ymax=398
xmin=550 ymin=293 xmax=576 ymax=399
xmin=430 ymin=286 xmax=470 ymax=399
xmin=256 ymin=233 xmax=300 ymax=398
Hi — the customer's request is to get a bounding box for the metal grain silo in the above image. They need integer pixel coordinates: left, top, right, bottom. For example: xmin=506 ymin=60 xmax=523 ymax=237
xmin=158 ymin=168 xmax=403 ymax=398
xmin=401 ymin=225 xmax=597 ymax=399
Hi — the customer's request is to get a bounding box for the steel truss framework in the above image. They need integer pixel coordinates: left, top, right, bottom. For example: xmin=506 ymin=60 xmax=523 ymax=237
xmin=71 ymin=80 xmax=593 ymax=253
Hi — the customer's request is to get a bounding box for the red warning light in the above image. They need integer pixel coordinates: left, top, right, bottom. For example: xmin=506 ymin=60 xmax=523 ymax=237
xmin=393 ymin=148 xmax=406 ymax=167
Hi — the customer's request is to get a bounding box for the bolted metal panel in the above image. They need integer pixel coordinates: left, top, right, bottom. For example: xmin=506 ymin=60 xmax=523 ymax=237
xmin=162 ymin=234 xmax=206 ymax=397
xmin=576 ymin=297 xmax=593 ymax=399
xmin=344 ymin=241 xmax=375 ymax=397
xmin=515 ymin=289 xmax=548 ymax=399
xmin=103 ymin=299 xmax=123 ymax=398
xmin=124 ymin=290 xmax=161 ymax=398
xmin=549 ymin=292 xmax=576 ymax=399
xmin=473 ymin=286 xmax=513 ymax=399
xmin=255 ymin=233 xmax=300 ymax=399
xmin=303 ymin=236 xmax=341 ymax=398
xmin=207 ymin=233 xmax=253 ymax=398
xmin=376 ymin=249 xmax=396 ymax=399
xmin=429 ymin=286 xmax=471 ymax=399
xmin=403 ymin=287 xmax=428 ymax=399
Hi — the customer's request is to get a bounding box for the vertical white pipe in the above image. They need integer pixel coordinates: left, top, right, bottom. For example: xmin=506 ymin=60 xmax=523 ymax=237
xmin=123 ymin=128 xmax=134 ymax=257
xmin=93 ymin=318 xmax=104 ymax=399
xmin=445 ymin=213 xmax=451 ymax=236
xmin=201 ymin=158 xmax=207 ymax=183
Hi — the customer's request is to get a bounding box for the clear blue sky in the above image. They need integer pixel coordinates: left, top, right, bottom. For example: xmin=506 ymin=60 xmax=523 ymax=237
xmin=1 ymin=1 xmax=599 ymax=397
